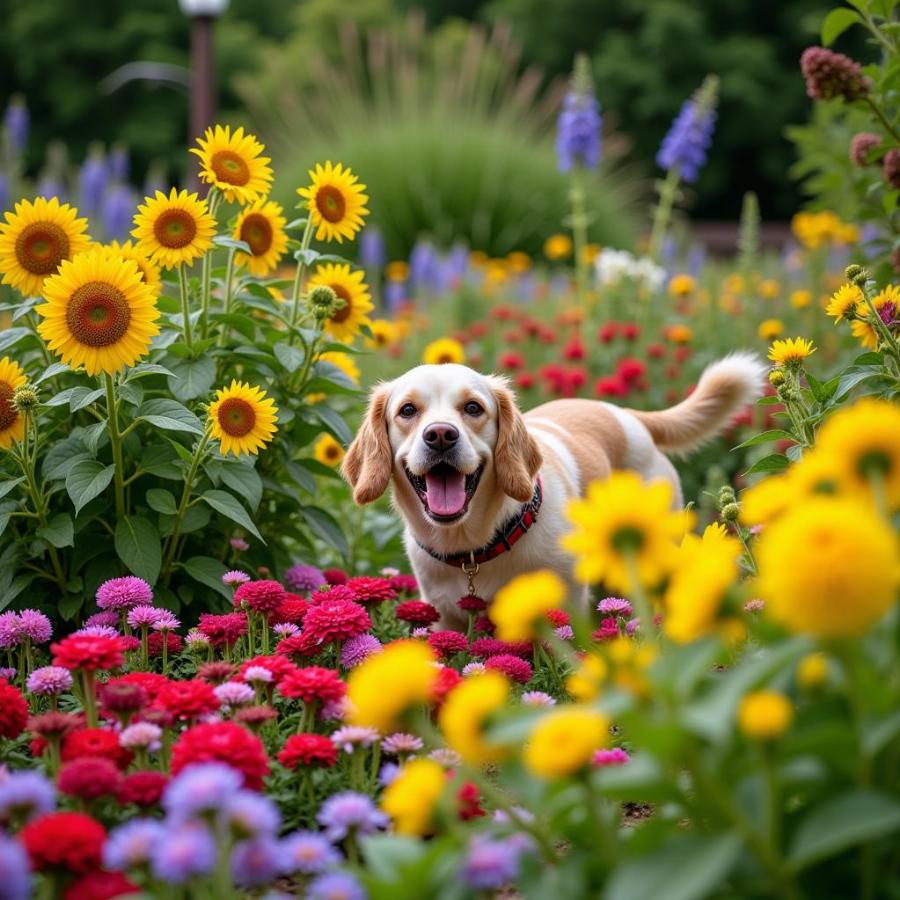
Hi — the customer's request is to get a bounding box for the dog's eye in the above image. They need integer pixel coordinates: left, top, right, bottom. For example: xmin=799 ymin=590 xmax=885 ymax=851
xmin=398 ymin=403 xmax=418 ymax=419
xmin=463 ymin=401 xmax=484 ymax=416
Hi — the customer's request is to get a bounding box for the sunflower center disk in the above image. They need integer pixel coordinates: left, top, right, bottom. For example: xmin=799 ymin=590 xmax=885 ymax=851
xmin=316 ymin=186 xmax=346 ymax=224
xmin=15 ymin=222 xmax=69 ymax=276
xmin=0 ymin=383 xmax=18 ymax=431
xmin=240 ymin=214 xmax=273 ymax=256
xmin=210 ymin=150 xmax=251 ymax=186
xmin=329 ymin=284 xmax=353 ymax=323
xmin=154 ymin=210 xmax=198 ymax=249
xmin=66 ymin=281 xmax=132 ymax=348
xmin=217 ymin=398 xmax=257 ymax=437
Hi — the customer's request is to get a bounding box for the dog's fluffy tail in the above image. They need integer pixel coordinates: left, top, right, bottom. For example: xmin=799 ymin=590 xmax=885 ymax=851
xmin=630 ymin=353 xmax=766 ymax=454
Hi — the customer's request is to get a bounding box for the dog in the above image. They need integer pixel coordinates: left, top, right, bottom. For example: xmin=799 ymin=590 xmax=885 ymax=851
xmin=342 ymin=354 xmax=765 ymax=629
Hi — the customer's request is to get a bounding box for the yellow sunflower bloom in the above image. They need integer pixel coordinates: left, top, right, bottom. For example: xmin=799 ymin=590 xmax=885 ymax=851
xmin=190 ymin=124 xmax=273 ymax=205
xmin=132 ymin=188 xmax=216 ymax=270
xmin=757 ymin=318 xmax=784 ymax=340
xmin=439 ymin=670 xmax=510 ymax=765
xmin=826 ymin=283 xmax=863 ymax=322
xmin=768 ymin=337 xmax=816 ymax=367
xmin=208 ymin=380 xmax=278 ymax=458
xmin=101 ymin=240 xmax=162 ymax=295
xmin=313 ymin=433 xmax=345 ymax=468
xmin=36 ymin=248 xmax=160 ymax=376
xmin=565 ymin=653 xmax=608 ymax=702
xmin=560 ymin=472 xmax=693 ymax=593
xmin=0 ymin=197 xmax=90 ymax=297
xmin=297 ymin=161 xmax=369 ymax=244
xmin=381 ymin=759 xmax=446 ymax=836
xmin=523 ymin=707 xmax=609 ymax=779
xmin=738 ymin=690 xmax=793 ymax=740
xmin=543 ymin=233 xmax=572 ymax=260
xmin=366 ymin=319 xmax=397 ymax=349
xmin=307 ymin=263 xmax=373 ymax=343
xmin=490 ymin=569 xmax=566 ymax=642
xmin=232 ymin=198 xmax=288 ymax=277
xmin=790 ymin=289 xmax=812 ymax=309
xmin=422 ymin=338 xmax=465 ymax=366
xmin=668 ymin=274 xmax=696 ymax=297
xmin=759 ymin=279 xmax=780 ymax=299
xmin=0 ymin=357 xmax=27 ymax=449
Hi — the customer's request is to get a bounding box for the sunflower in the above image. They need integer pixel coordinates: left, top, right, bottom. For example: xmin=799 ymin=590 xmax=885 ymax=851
xmin=313 ymin=433 xmax=345 ymax=468
xmin=422 ymin=338 xmax=465 ymax=366
xmin=668 ymin=274 xmax=696 ymax=297
xmin=543 ymin=233 xmax=572 ymax=261
xmin=232 ymin=198 xmax=288 ymax=277
xmin=366 ymin=319 xmax=397 ymax=349
xmin=190 ymin=125 xmax=273 ymax=206
xmin=297 ymin=161 xmax=369 ymax=243
xmin=102 ymin=240 xmax=161 ymax=295
xmin=307 ymin=263 xmax=373 ymax=342
xmin=36 ymin=248 xmax=160 ymax=376
xmin=849 ymin=286 xmax=896 ymax=350
xmin=0 ymin=197 xmax=90 ymax=297
xmin=826 ymin=283 xmax=863 ymax=322
xmin=757 ymin=318 xmax=784 ymax=340
xmin=560 ymin=472 xmax=693 ymax=592
xmin=208 ymin=380 xmax=278 ymax=457
xmin=132 ymin=189 xmax=216 ymax=270
xmin=768 ymin=337 xmax=816 ymax=367
xmin=0 ymin=357 xmax=27 ymax=449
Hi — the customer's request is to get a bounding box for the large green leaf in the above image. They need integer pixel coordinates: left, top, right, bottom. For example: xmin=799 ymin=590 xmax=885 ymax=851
xmin=207 ymin=460 xmax=263 ymax=511
xmin=66 ymin=460 xmax=115 ymax=515
xmin=301 ymin=505 xmax=349 ymax=557
xmin=145 ymin=488 xmax=178 ymax=515
xmin=167 ymin=356 xmax=217 ymax=402
xmin=788 ymin=789 xmax=900 ymax=870
xmin=114 ymin=516 xmax=162 ymax=584
xmin=182 ymin=555 xmax=232 ymax=599
xmin=821 ymin=7 xmax=862 ymax=45
xmin=136 ymin=399 xmax=203 ymax=434
xmin=274 ymin=341 xmax=305 ymax=373
xmin=68 ymin=386 xmax=105 ymax=412
xmin=200 ymin=489 xmax=264 ymax=541
xmin=0 ymin=477 xmax=24 ymax=501
xmin=37 ymin=513 xmax=74 ymax=548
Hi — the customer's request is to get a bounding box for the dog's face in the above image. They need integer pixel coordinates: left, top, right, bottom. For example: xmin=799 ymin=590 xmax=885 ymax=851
xmin=342 ymin=364 xmax=542 ymax=530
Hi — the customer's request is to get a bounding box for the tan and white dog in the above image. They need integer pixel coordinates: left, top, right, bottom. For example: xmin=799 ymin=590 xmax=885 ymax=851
xmin=342 ymin=355 xmax=764 ymax=629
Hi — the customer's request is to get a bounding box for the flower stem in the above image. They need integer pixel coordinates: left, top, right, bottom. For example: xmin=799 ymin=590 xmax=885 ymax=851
xmin=178 ymin=264 xmax=195 ymax=354
xmin=103 ymin=373 xmax=126 ymax=520
xmin=864 ymin=95 xmax=900 ymax=144
xmin=216 ymin=249 xmax=237 ymax=348
xmin=288 ymin=216 xmax=316 ymax=344
xmin=81 ymin=669 xmax=98 ymax=728
xmin=648 ymin=166 xmax=681 ymax=263
xmin=570 ymin=164 xmax=590 ymax=306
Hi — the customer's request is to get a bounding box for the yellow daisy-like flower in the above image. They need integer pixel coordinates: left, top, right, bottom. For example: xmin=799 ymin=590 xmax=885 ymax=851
xmin=796 ymin=652 xmax=829 ymax=690
xmin=723 ymin=273 xmax=745 ymax=294
xmin=740 ymin=475 xmax=791 ymax=527
xmin=208 ymin=380 xmax=278 ymax=458
xmin=560 ymin=472 xmax=693 ymax=593
xmin=506 ymin=251 xmax=532 ymax=273
xmin=490 ymin=569 xmax=566 ymax=642
xmin=0 ymin=197 xmax=90 ymax=297
xmin=523 ymin=707 xmax=609 ymax=779
xmin=759 ymin=278 xmax=780 ymax=299
xmin=815 ymin=397 xmax=900 ymax=510
xmin=790 ymin=289 xmax=812 ymax=309
xmin=665 ymin=324 xmax=693 ymax=344
xmin=768 ymin=337 xmax=816 ymax=367
xmin=307 ymin=263 xmax=373 ymax=343
xmin=190 ymin=125 xmax=273 ymax=206
xmin=102 ymin=240 xmax=161 ymax=295
xmin=232 ymin=198 xmax=288 ymax=277
xmin=757 ymin=318 xmax=784 ymax=340
xmin=313 ymin=433 xmax=345 ymax=468
xmin=439 ymin=670 xmax=510 ymax=765
xmin=849 ymin=285 xmax=897 ymax=350
xmin=366 ymin=319 xmax=397 ymax=349
xmin=668 ymin=274 xmax=696 ymax=297
xmin=381 ymin=759 xmax=445 ymax=836
xmin=543 ymin=233 xmax=572 ymax=261
xmin=826 ymin=283 xmax=863 ymax=322
xmin=422 ymin=338 xmax=465 ymax=366
xmin=297 ymin=161 xmax=369 ymax=244
xmin=738 ymin=690 xmax=793 ymax=741
xmin=132 ymin=189 xmax=216 ymax=271
xmin=0 ymin=357 xmax=27 ymax=449
xmin=385 ymin=260 xmax=410 ymax=282
xmin=566 ymin=653 xmax=608 ymax=702
xmin=347 ymin=640 xmax=438 ymax=733
xmin=755 ymin=496 xmax=899 ymax=638
xmin=36 ymin=248 xmax=160 ymax=376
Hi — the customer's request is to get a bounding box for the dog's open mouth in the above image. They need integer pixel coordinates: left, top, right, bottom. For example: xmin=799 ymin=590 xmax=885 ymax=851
xmin=405 ymin=461 xmax=484 ymax=522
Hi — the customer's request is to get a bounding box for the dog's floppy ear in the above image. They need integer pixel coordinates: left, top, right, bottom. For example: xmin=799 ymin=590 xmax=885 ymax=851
xmin=342 ymin=383 xmax=393 ymax=504
xmin=490 ymin=376 xmax=542 ymax=502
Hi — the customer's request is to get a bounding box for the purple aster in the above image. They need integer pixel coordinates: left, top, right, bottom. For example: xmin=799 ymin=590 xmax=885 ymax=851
xmin=230 ymin=537 xmax=250 ymax=552
xmin=162 ymin=762 xmax=244 ymax=822
xmin=307 ymin=871 xmax=367 ymax=900
xmin=128 ymin=606 xmax=163 ymax=629
xmin=381 ymin=733 xmax=424 ymax=756
xmin=185 ymin=629 xmax=210 ymax=651
xmin=284 ymin=564 xmax=327 ymax=593
xmin=274 ymin=623 xmax=300 ymax=638
xmin=597 ymin=597 xmax=633 ymax=617
xmin=17 ymin=609 xmax=51 ymax=643
xmin=340 ymin=634 xmax=382 ymax=669
xmin=220 ymin=791 xmax=280 ymax=839
xmin=231 ymin=836 xmax=282 ymax=888
xmin=96 ymin=575 xmax=153 ymax=610
xmin=152 ymin=611 xmax=180 ymax=632
xmin=0 ymin=667 xmax=15 ymax=681
xmin=0 ymin=834 xmax=31 ymax=900
xmin=625 ymin=618 xmax=640 ymax=636
xmin=316 ymin=792 xmax=388 ymax=842
xmin=320 ymin=697 xmax=349 ymax=722
xmin=3 ymin=97 xmax=29 ymax=153
xmin=554 ymin=625 xmax=575 ymax=641
xmin=0 ymin=771 xmax=56 ymax=824
xmin=359 ymin=226 xmax=387 ymax=269
xmin=150 ymin=822 xmax=217 ymax=884
xmin=378 ymin=763 xmax=400 ymax=786
xmin=656 ymin=94 xmax=717 ymax=183
xmin=214 ymin=681 xmax=255 ymax=708
xmin=280 ymin=830 xmax=341 ymax=875
xmin=521 ymin=691 xmax=556 ymax=707
xmin=462 ymin=836 xmax=523 ymax=890
xmin=104 ymin=818 xmax=165 ymax=871
xmin=73 ymin=625 xmax=120 ymax=638
xmin=223 ymin=570 xmax=251 ymax=587
xmin=26 ymin=665 xmax=73 ymax=696
xmin=411 ymin=627 xmax=429 ymax=639
xmin=119 ymin=722 xmax=162 ymax=751
xmin=243 ymin=665 xmax=274 ymax=684
xmin=331 ymin=726 xmax=379 ymax=754
xmin=0 ymin=612 xmax=20 ymax=650
xmin=556 ymin=70 xmax=602 ymax=173
xmin=84 ymin=611 xmax=120 ymax=629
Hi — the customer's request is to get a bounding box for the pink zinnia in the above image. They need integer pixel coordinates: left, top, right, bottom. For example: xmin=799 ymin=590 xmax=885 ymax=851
xmin=96 ymin=576 xmax=153 ymax=611
xmin=469 ymin=638 xmax=532 ymax=660
xmin=593 ymin=748 xmax=630 ymax=767
xmin=301 ymin=600 xmax=372 ymax=649
xmin=396 ymin=601 xmax=440 ymax=626
xmin=127 ymin=606 xmax=162 ymax=629
xmin=427 ymin=631 xmax=468 ymax=658
xmin=17 ymin=610 xmax=52 ymax=643
xmin=234 ymin=580 xmax=286 ymax=613
xmin=345 ymin=576 xmax=397 ymax=604
xmin=485 ymin=654 xmax=533 ymax=684
xmin=223 ymin=570 xmax=251 ymax=587
xmin=597 ymin=597 xmax=632 ymax=618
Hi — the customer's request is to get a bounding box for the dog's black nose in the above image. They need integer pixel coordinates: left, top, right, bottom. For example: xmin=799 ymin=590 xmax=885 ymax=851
xmin=423 ymin=422 xmax=459 ymax=451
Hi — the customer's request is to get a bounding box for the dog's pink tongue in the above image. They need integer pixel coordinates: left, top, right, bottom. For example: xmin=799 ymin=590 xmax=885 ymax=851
xmin=424 ymin=469 xmax=467 ymax=516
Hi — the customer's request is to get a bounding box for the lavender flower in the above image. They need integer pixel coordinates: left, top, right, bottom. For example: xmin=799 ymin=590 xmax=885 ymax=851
xmin=73 ymin=625 xmax=120 ymax=638
xmin=381 ymin=733 xmax=423 ymax=756
xmin=554 ymin=625 xmax=575 ymax=641
xmin=223 ymin=570 xmax=251 ymax=587
xmin=162 ymin=763 xmax=243 ymax=822
xmin=656 ymin=84 xmax=717 ymax=183
xmin=556 ymin=57 xmax=601 ymax=173
xmin=331 ymin=726 xmax=379 ymax=755
xmin=79 ymin=148 xmax=108 ymax=217
xmin=119 ymin=722 xmax=162 ymax=751
xmin=96 ymin=576 xmax=153 ymax=610
xmin=215 ymin=681 xmax=255 ymax=708
xmin=340 ymin=634 xmax=382 ymax=669
xmin=220 ymin=791 xmax=280 ymax=839
xmin=409 ymin=239 xmax=440 ymax=293
xmin=0 ymin=612 xmax=20 ymax=650
xmin=0 ymin=174 xmax=9 ymax=215
xmin=0 ymin=834 xmax=31 ymax=900
xmin=462 ymin=836 xmax=523 ymax=890
xmin=17 ymin=609 xmax=51 ymax=643
xmin=243 ymin=665 xmax=274 ymax=684
xmin=384 ymin=278 xmax=406 ymax=312
xmin=0 ymin=667 xmax=15 ymax=681
xmin=104 ymin=818 xmax=165 ymax=870
xmin=26 ymin=666 xmax=73 ymax=696
xmin=521 ymin=691 xmax=556 ymax=707
xmin=231 ymin=836 xmax=283 ymax=888
xmin=151 ymin=610 xmax=180 ymax=632
xmin=273 ymin=623 xmax=300 ymax=639
xmin=0 ymin=771 xmax=56 ymax=824
xmin=284 ymin=564 xmax=327 ymax=593
xmin=230 ymin=538 xmax=250 ymax=552
xmin=84 ymin=611 xmax=120 ymax=629
xmin=597 ymin=597 xmax=633 ymax=618
xmin=317 ymin=792 xmax=388 ymax=842
xmin=109 ymin=146 xmax=130 ymax=181
xmin=359 ymin=226 xmax=387 ymax=269
xmin=35 ymin=174 xmax=65 ymax=201
xmin=280 ymin=830 xmax=341 ymax=875
xmin=307 ymin=871 xmax=367 ymax=900
xmin=3 ymin=97 xmax=29 ymax=153
xmin=150 ymin=822 xmax=217 ymax=884
xmin=378 ymin=763 xmax=400 ymax=786
xmin=128 ymin=606 xmax=162 ymax=629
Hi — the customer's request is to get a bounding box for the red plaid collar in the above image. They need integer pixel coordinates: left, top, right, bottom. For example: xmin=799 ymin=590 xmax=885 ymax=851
xmin=417 ymin=478 xmax=543 ymax=568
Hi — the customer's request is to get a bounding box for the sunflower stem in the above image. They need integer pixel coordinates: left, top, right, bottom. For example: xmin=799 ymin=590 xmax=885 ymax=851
xmin=103 ymin=373 xmax=127 ymax=520
xmin=216 ymin=249 xmax=237 ymax=348
xmin=178 ymin=264 xmax=195 ymax=354
xmin=569 ymin=163 xmax=590 ymax=307
xmin=288 ymin=216 xmax=316 ymax=345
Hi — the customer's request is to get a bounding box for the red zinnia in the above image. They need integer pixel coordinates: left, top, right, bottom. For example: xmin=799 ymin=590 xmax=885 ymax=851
xmin=278 ymin=733 xmax=338 ymax=769
xmin=171 ymin=721 xmax=269 ymax=790
xmin=197 ymin=661 xmax=237 ymax=684
xmin=545 ymin=609 xmax=570 ymax=627
xmin=395 ymin=600 xmax=440 ymax=626
xmin=594 ymin=376 xmax=628 ymax=398
xmin=116 ymin=770 xmax=169 ymax=807
xmin=148 ymin=631 xmax=182 ymax=657
xmin=21 ymin=811 xmax=106 ymax=873
xmin=63 ymin=871 xmax=140 ymax=900
xmin=389 ymin=574 xmax=417 ymax=594
xmin=514 ymin=372 xmax=536 ymax=390
xmin=301 ymin=599 xmax=372 ymax=648
xmin=278 ymin=666 xmax=345 ymax=706
xmin=51 ymin=634 xmax=125 ymax=672
xmin=0 ymin=679 xmax=28 ymax=739
xmin=114 ymin=671 xmax=169 ymax=702
xmin=592 ymin=618 xmax=620 ymax=642
xmin=154 ymin=679 xmax=219 ymax=721
xmin=345 ymin=576 xmax=397 ymax=604
xmin=647 ymin=341 xmax=666 ymax=359
xmin=58 ymin=757 xmax=122 ymax=801
xmin=269 ymin=594 xmax=311 ymax=625
xmin=457 ymin=595 xmax=487 ymax=613
xmin=473 ymin=615 xmax=495 ymax=635
xmin=98 ymin=679 xmax=148 ymax=716
xmin=323 ymin=568 xmax=349 ymax=585
xmin=239 ymin=654 xmax=300 ymax=685
xmin=617 ymin=357 xmax=646 ymax=384
xmin=430 ymin=666 xmax=462 ymax=706
xmin=234 ymin=579 xmax=287 ymax=613
xmin=62 ymin=728 xmax=133 ymax=770
xmin=469 ymin=638 xmax=532 ymax=660
xmin=485 ymin=654 xmax=533 ymax=684
xmin=197 ymin=612 xmax=247 ymax=647
xmin=563 ymin=336 xmax=585 ymax=360
xmin=276 ymin=632 xmax=319 ymax=660
xmin=620 ymin=321 xmax=640 ymax=341
xmin=457 ymin=780 xmax=486 ymax=821
xmin=499 ymin=351 xmax=526 ymax=370
xmin=427 ymin=631 xmax=469 ymax=659
xmin=308 ymin=585 xmax=356 ymax=606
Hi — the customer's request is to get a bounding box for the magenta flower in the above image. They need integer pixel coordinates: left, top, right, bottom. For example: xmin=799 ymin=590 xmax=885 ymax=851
xmin=96 ymin=576 xmax=153 ymax=611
